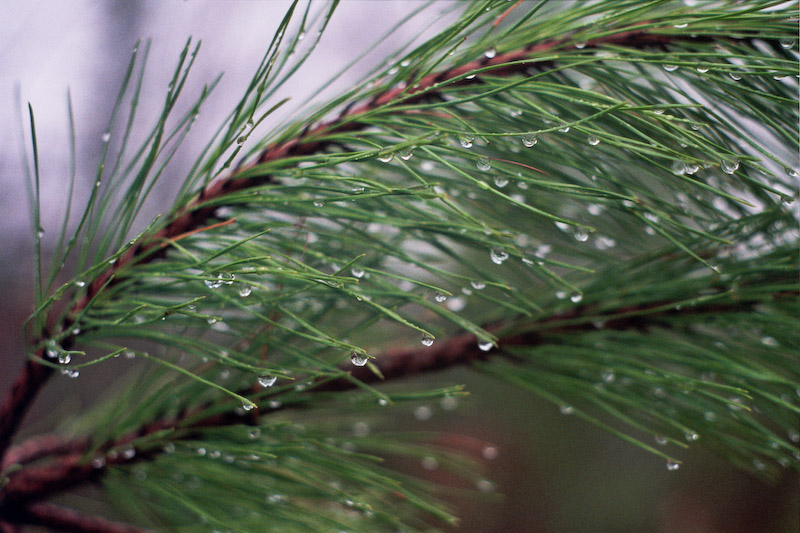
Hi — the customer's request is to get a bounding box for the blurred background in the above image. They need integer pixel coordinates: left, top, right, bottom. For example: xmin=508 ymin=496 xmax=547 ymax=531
xmin=1 ymin=1 xmax=797 ymax=531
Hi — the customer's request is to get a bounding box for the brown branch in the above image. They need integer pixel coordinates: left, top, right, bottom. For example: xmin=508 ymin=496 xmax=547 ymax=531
xmin=1 ymin=434 xmax=89 ymax=471
xmin=4 ymin=287 xmax=796 ymax=518
xmin=0 ymin=358 xmax=54 ymax=467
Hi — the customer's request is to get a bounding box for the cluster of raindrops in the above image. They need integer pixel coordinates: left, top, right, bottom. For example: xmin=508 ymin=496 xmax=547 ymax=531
xmin=414 ymin=405 xmax=433 ymax=421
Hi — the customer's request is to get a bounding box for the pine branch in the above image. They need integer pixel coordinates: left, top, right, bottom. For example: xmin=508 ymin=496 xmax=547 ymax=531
xmin=0 ymin=21 xmax=776 ymax=464
xmin=3 ymin=280 xmax=794 ymax=515
xmin=2 ymin=1 xmax=797 ymax=529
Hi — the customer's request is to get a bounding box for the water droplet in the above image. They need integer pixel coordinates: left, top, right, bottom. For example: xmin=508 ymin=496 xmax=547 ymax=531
xmin=570 ymin=292 xmax=583 ymax=304
xmin=378 ymin=398 xmax=388 ymax=406
xmin=785 ymin=167 xmax=799 ymax=178
xmin=684 ymin=431 xmax=699 ymax=442
xmin=269 ymin=400 xmax=281 ymax=409
xmin=414 ymin=405 xmax=432 ymax=420
xmin=780 ymin=38 xmax=795 ymax=49
xmin=236 ymin=136 xmax=246 ymax=145
xmin=586 ymin=203 xmax=603 ymax=216
xmin=238 ymin=284 xmax=252 ymax=297
xmin=434 ymin=397 xmax=456 ymax=413
xmin=398 ymin=147 xmax=413 ymax=160
xmin=671 ymin=160 xmax=687 ymax=175
xmin=655 ymin=435 xmax=669 ymax=446
xmin=377 ymin=152 xmax=394 ymax=163
xmin=57 ymin=353 xmax=71 ymax=364
xmin=594 ymin=236 xmax=617 ymax=250
xmin=75 ymin=280 xmax=86 ymax=287
xmin=663 ymin=63 xmax=679 ymax=72
xmin=60 ymin=368 xmax=79 ymax=378
xmin=558 ymin=125 xmax=570 ymax=133
xmin=696 ymin=63 xmax=709 ymax=73
xmin=478 ymin=340 xmax=493 ymax=352
xmin=575 ymin=41 xmax=587 ymax=49
xmin=267 ymin=494 xmax=287 ymax=504
xmin=482 ymin=445 xmax=498 ymax=460
xmin=704 ymin=411 xmax=717 ymax=422
xmin=257 ymin=374 xmax=277 ymax=388
xmin=490 ymin=248 xmax=509 ymax=264
xmin=101 ymin=131 xmax=111 ymax=143
xmin=434 ymin=292 xmax=447 ymax=303
xmin=573 ymin=228 xmax=589 ymax=242
xmin=313 ymin=201 xmax=324 ymax=207
xmin=350 ymin=352 xmax=368 ymax=366
xmin=421 ymin=456 xmax=438 ymax=470
xmin=666 ymin=460 xmax=680 ymax=471
xmin=493 ymin=176 xmax=509 ymax=188
xmin=521 ymin=134 xmax=538 ymax=147
xmin=720 ymin=159 xmax=739 ymax=174
xmin=760 ymin=335 xmax=779 ymax=347
xmin=205 ymin=277 xmax=222 ymax=289
xmin=353 ymin=421 xmax=370 ymax=437
xmin=122 ymin=447 xmax=136 ymax=460
xmin=559 ymin=404 xmax=574 ymax=415
xmin=729 ymin=70 xmax=743 ymax=81
xmin=242 ymin=402 xmax=255 ymax=411
xmin=673 ymin=23 xmax=688 ymax=28
xmin=484 ymin=47 xmax=497 ymax=59
xmin=477 ymin=479 xmax=495 ymax=493
xmin=124 ymin=350 xmax=136 ymax=359
xmin=470 ymin=280 xmax=486 ymax=290
xmin=91 ymin=457 xmax=106 ymax=469
xmin=351 ymin=267 xmax=365 ymax=279
xmin=48 ymin=340 xmax=64 ymax=355
xmin=246 ymin=118 xmax=255 ymax=127
xmin=477 ymin=157 xmax=491 ymax=171
xmin=685 ymin=163 xmax=699 ymax=175
xmin=459 ymin=134 xmax=474 ymax=148
xmin=421 ymin=334 xmax=434 ymax=347
xmin=587 ymin=135 xmax=600 ymax=146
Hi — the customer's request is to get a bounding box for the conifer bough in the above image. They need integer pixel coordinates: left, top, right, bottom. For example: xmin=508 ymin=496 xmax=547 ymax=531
xmin=1 ymin=1 xmax=798 ymax=531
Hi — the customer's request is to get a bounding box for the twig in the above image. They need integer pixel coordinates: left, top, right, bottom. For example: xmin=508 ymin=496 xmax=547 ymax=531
xmin=1 ymin=434 xmax=88 ymax=471
xmin=3 ymin=289 xmax=795 ymax=512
